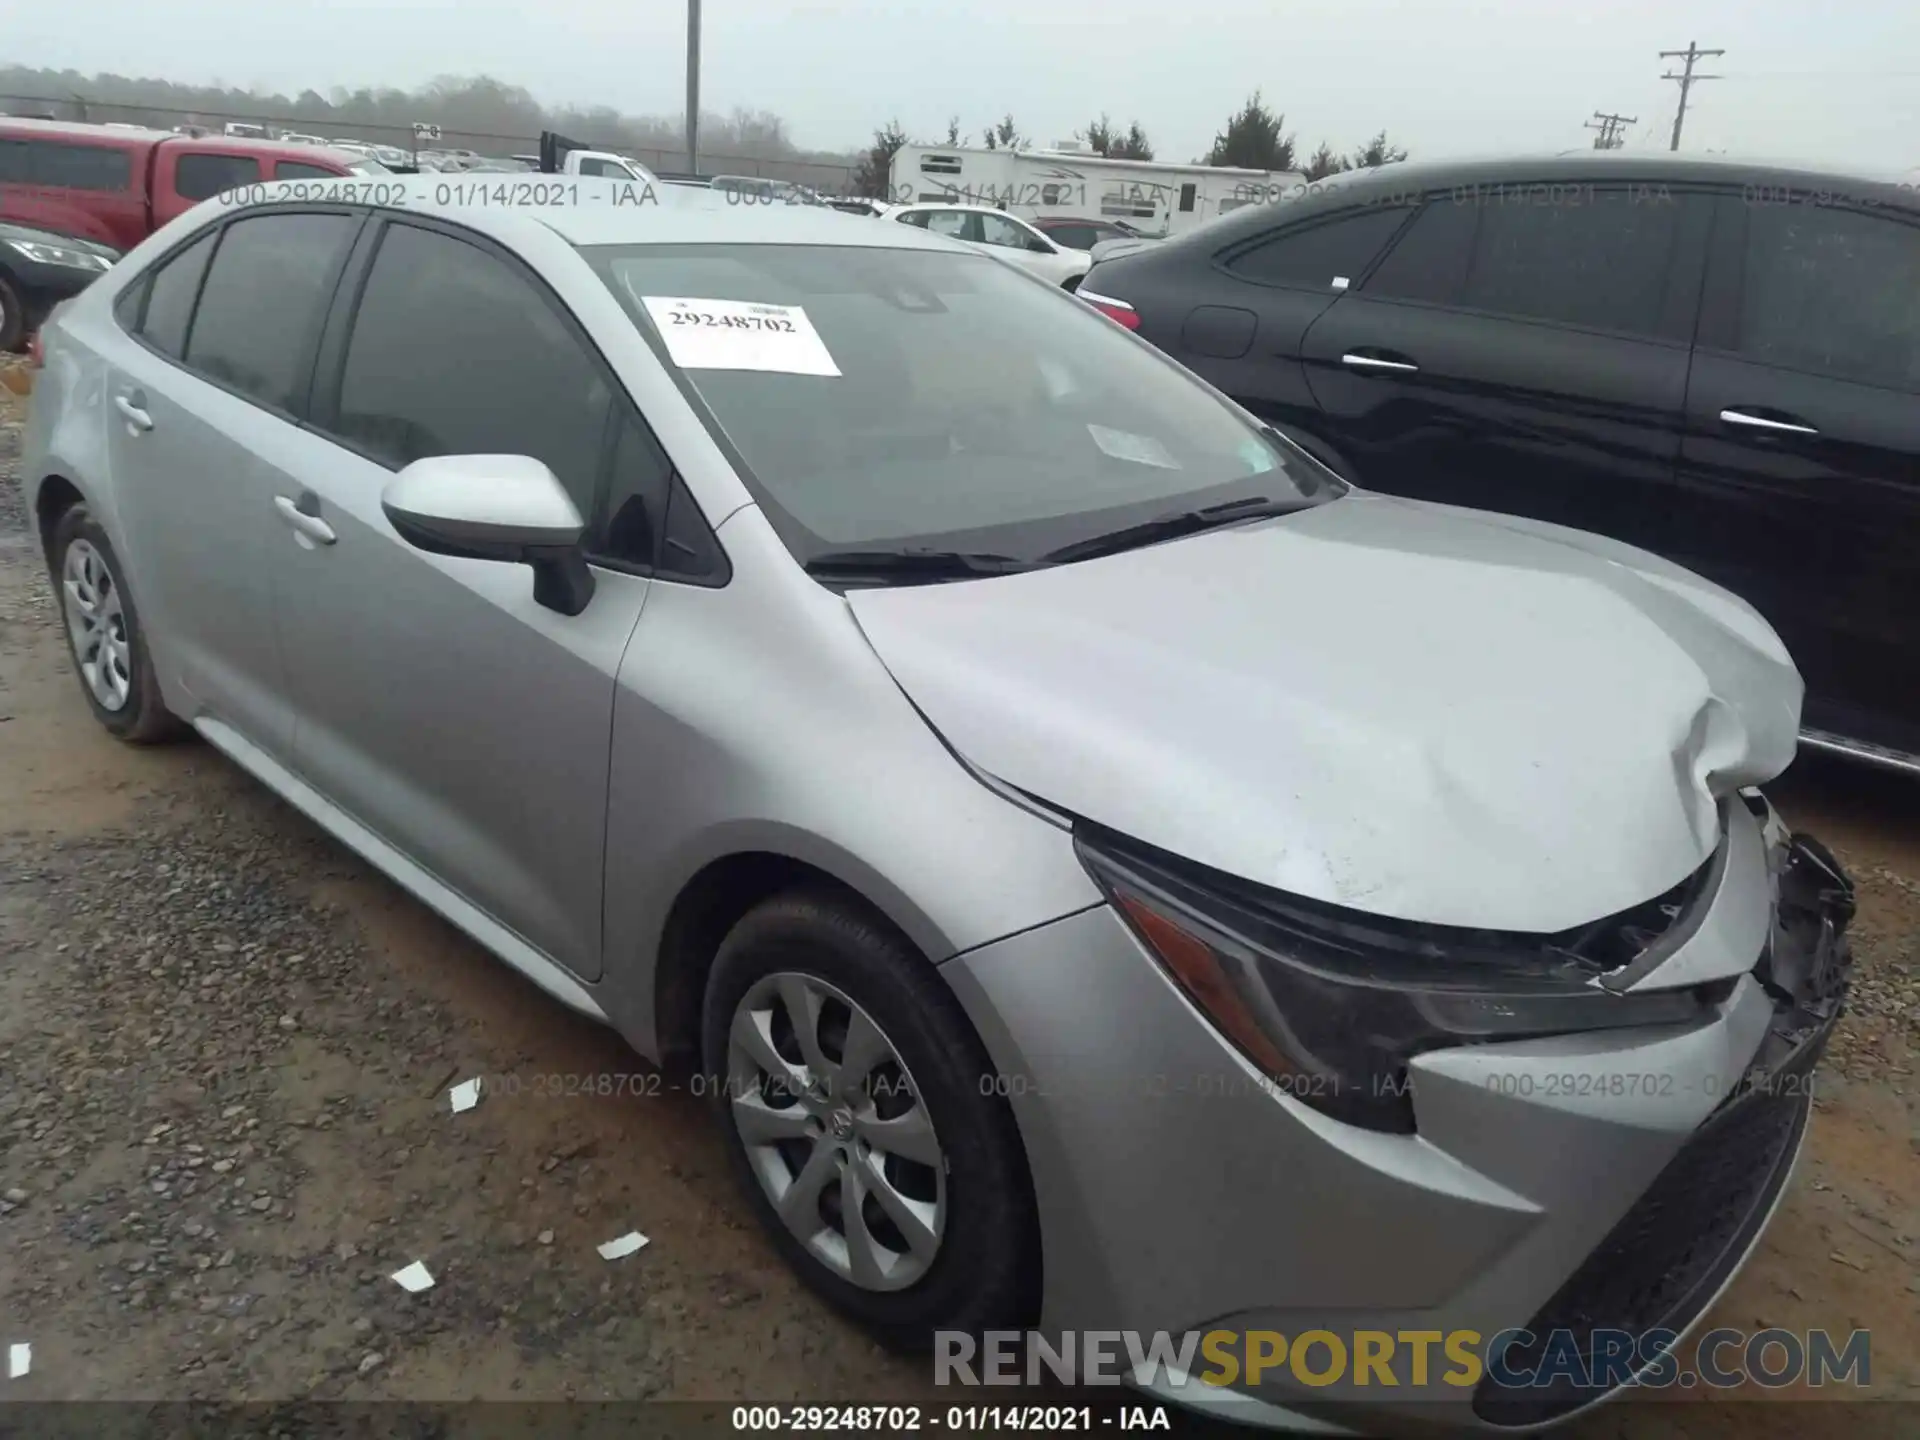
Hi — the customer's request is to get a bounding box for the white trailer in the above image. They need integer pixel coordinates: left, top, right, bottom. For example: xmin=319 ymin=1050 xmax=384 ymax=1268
xmin=889 ymin=142 xmax=1303 ymax=239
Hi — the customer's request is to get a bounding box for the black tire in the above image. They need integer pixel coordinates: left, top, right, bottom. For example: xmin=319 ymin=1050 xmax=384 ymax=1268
xmin=47 ymin=504 xmax=184 ymax=743
xmin=701 ymin=890 xmax=1039 ymax=1351
xmin=0 ymin=273 xmax=25 ymax=353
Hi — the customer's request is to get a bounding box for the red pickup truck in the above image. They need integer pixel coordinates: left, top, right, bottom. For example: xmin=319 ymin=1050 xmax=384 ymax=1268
xmin=0 ymin=119 xmax=379 ymax=252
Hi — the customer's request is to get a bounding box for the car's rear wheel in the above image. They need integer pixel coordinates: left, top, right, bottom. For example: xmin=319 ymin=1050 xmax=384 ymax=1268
xmin=0 ymin=274 xmax=25 ymax=353
xmin=702 ymin=890 xmax=1038 ymax=1349
xmin=49 ymin=505 xmax=181 ymax=742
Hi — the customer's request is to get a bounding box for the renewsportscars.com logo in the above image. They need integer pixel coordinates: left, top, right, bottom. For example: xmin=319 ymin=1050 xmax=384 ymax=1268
xmin=935 ymin=1326 xmax=1871 ymax=1394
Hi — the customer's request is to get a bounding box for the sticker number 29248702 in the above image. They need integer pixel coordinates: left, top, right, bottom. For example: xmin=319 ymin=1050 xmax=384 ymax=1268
xmin=638 ymin=296 xmax=842 ymax=376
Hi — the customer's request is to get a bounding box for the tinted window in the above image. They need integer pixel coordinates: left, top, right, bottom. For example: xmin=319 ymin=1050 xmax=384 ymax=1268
xmin=1043 ymin=224 xmax=1096 ymax=250
xmin=1225 ymin=206 xmax=1412 ymax=289
xmin=894 ymin=210 xmax=931 ymax=229
xmin=27 ymin=141 xmax=133 ymax=191
xmin=1363 ymin=199 xmax=1476 ymax=303
xmin=1371 ymin=188 xmax=1684 ymax=338
xmin=1466 ymin=191 xmax=1680 ymax=335
xmin=276 ymin=160 xmax=341 ymax=181
xmin=137 ymin=230 xmax=217 ymax=358
xmin=174 ymin=153 xmax=261 ymax=201
xmin=1737 ymin=204 xmax=1920 ymax=390
xmin=579 ymin=157 xmax=625 ymax=178
xmin=332 ymin=223 xmax=612 ymax=515
xmin=0 ymin=140 xmax=25 ymax=182
xmin=185 ymin=213 xmax=353 ymax=410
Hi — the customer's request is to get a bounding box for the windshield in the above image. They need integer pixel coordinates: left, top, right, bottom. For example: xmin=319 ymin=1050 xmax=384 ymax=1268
xmin=583 ymin=243 xmax=1336 ymax=563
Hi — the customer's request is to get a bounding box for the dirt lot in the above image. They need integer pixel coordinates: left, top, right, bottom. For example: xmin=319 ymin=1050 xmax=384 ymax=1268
xmin=0 ymin=375 xmax=1915 ymax=1435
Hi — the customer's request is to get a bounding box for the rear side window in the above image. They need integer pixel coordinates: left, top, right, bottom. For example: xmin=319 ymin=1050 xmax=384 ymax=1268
xmin=1735 ymin=203 xmax=1920 ymax=390
xmin=1369 ymin=188 xmax=1685 ymax=339
xmin=330 ymin=222 xmax=612 ymax=516
xmin=275 ymin=160 xmax=342 ymax=181
xmin=1044 ymin=223 xmax=1097 ymax=251
xmin=1224 ymin=206 xmax=1412 ymax=290
xmin=136 ymin=230 xmax=218 ymax=358
xmin=26 ymin=141 xmax=133 ymax=191
xmin=0 ymin=140 xmax=25 ymax=182
xmin=185 ymin=212 xmax=355 ymax=411
xmin=174 ymin=153 xmax=262 ymax=202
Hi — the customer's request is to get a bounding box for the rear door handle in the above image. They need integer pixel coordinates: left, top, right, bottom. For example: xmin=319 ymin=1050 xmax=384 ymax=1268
xmin=274 ymin=494 xmax=336 ymax=546
xmin=1719 ymin=408 xmax=1819 ymax=437
xmin=113 ymin=394 xmax=153 ymax=431
xmin=1341 ymin=352 xmax=1419 ymax=373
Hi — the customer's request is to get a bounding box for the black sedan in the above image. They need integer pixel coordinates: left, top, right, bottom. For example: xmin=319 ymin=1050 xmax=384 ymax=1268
xmin=1080 ymin=152 xmax=1920 ymax=775
xmin=0 ymin=219 xmax=118 ymax=351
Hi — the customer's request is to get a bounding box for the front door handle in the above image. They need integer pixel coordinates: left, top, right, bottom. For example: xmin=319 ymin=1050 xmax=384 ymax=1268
xmin=274 ymin=494 xmax=337 ymax=546
xmin=1341 ymin=352 xmax=1419 ymax=374
xmin=113 ymin=394 xmax=153 ymax=431
xmin=1719 ymin=408 xmax=1819 ymax=437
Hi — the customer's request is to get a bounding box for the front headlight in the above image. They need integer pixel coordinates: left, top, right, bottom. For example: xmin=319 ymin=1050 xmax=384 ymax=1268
xmin=1076 ymin=824 xmax=1728 ymax=1133
xmin=5 ymin=239 xmax=113 ymax=271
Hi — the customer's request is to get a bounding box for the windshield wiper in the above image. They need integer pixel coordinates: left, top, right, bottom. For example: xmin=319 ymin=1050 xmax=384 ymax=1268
xmin=1039 ymin=495 xmax=1305 ymax=566
xmin=803 ymin=548 xmax=1036 ymax=585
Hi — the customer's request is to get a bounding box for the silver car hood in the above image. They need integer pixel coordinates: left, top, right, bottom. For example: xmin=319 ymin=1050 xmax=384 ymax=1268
xmin=846 ymin=494 xmax=1802 ymax=933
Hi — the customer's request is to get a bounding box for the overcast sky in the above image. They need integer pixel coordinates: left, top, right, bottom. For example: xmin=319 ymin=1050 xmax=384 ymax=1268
xmin=12 ymin=0 xmax=1920 ymax=169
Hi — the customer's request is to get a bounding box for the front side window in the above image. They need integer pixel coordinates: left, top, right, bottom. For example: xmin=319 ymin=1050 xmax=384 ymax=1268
xmin=174 ymin=153 xmax=261 ymax=201
xmin=579 ymin=157 xmax=624 ymax=178
xmin=276 ymin=160 xmax=344 ymax=181
xmin=1044 ymin=223 xmax=1097 ymax=251
xmin=1225 ymin=206 xmax=1412 ymax=290
xmin=979 ymin=213 xmax=1040 ymax=251
xmin=136 ymin=229 xmax=217 ymax=357
xmin=184 ymin=212 xmax=354 ymax=411
xmin=331 ymin=222 xmax=612 ymax=516
xmin=1735 ymin=203 xmax=1920 ymax=390
xmin=923 ymin=210 xmax=973 ymax=240
xmin=585 ymin=243 xmax=1334 ymax=563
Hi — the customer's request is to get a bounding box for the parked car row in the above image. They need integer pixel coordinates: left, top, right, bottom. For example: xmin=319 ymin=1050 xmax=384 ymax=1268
xmin=1080 ymin=151 xmax=1920 ymax=773
xmin=1 ymin=117 xmax=371 ymax=252
xmin=22 ymin=172 xmax=1852 ymax=1434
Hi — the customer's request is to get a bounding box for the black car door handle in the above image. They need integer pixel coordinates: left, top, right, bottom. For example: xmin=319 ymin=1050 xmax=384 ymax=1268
xmin=1719 ymin=408 xmax=1819 ymax=437
xmin=1341 ymin=352 xmax=1419 ymax=374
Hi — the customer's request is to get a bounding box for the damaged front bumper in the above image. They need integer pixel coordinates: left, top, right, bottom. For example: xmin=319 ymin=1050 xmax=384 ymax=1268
xmin=942 ymin=790 xmax=1854 ymax=1434
xmin=1472 ymin=806 xmax=1855 ymax=1428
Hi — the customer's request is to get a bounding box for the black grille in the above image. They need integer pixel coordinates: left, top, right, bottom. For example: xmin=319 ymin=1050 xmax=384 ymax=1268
xmin=1472 ymin=1070 xmax=1812 ymax=1426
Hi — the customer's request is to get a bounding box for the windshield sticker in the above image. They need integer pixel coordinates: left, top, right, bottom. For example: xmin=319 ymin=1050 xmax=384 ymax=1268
xmin=1087 ymin=424 xmax=1180 ymax=470
xmin=1239 ymin=437 xmax=1278 ymax=473
xmin=639 ymin=296 xmax=841 ymax=376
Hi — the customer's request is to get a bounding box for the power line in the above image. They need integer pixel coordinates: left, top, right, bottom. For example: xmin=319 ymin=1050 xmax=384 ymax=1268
xmin=1584 ymin=110 xmax=1637 ymax=150
xmin=1660 ymin=40 xmax=1725 ymax=152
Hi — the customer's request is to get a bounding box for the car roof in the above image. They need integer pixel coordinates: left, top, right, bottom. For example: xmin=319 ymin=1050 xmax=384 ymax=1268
xmin=213 ymin=174 xmax=978 ymax=255
xmin=1133 ymin=149 xmax=1920 ymax=256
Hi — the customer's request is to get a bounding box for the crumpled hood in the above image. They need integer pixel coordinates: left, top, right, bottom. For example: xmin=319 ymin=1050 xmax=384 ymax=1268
xmin=846 ymin=493 xmax=1802 ymax=933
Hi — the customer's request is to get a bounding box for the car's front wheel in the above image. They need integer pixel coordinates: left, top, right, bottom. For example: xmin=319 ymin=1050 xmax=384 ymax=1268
xmin=49 ymin=504 xmax=181 ymax=742
xmin=702 ymin=890 xmax=1038 ymax=1349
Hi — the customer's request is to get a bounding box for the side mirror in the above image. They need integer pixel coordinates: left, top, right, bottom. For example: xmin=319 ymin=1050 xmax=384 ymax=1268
xmin=381 ymin=455 xmax=596 ymax=616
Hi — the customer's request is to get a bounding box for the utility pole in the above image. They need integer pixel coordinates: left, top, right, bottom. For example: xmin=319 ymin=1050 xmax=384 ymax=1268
xmin=685 ymin=0 xmax=702 ymax=175
xmin=1585 ymin=111 xmax=1637 ymax=150
xmin=1660 ymin=41 xmax=1724 ymax=152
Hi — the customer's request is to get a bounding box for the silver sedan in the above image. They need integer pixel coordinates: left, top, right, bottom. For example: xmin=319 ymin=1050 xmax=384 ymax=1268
xmin=24 ymin=175 xmax=1851 ymax=1431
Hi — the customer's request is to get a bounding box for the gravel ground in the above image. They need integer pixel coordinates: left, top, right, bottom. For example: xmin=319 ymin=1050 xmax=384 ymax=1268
xmin=0 ymin=374 xmax=1915 ymax=1434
